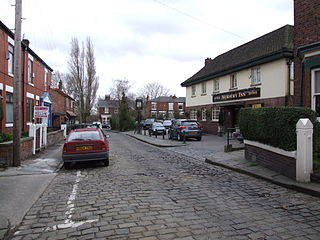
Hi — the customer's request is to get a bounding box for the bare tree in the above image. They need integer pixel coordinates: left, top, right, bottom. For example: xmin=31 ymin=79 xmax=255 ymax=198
xmin=138 ymin=82 xmax=171 ymax=100
xmin=65 ymin=37 xmax=99 ymax=123
xmin=109 ymin=79 xmax=132 ymax=101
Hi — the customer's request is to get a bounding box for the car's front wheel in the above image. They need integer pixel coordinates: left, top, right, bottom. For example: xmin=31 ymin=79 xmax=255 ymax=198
xmin=104 ymin=158 xmax=109 ymax=166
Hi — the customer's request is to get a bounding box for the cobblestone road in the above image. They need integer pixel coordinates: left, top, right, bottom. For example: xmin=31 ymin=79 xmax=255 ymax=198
xmin=11 ymin=132 xmax=320 ymax=240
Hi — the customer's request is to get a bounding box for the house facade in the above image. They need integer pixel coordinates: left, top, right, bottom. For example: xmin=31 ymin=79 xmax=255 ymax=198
xmin=145 ymin=95 xmax=186 ymax=119
xmin=98 ymin=95 xmax=119 ymax=123
xmin=49 ymin=81 xmax=76 ymax=127
xmin=181 ymin=25 xmax=294 ymax=134
xmin=293 ymin=0 xmax=320 ymax=116
xmin=0 ymin=21 xmax=53 ymax=133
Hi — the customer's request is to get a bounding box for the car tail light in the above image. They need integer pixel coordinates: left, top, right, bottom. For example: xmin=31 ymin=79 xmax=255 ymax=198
xmin=100 ymin=142 xmax=109 ymax=151
xmin=198 ymin=125 xmax=204 ymax=129
xmin=180 ymin=125 xmax=187 ymax=129
xmin=63 ymin=144 xmax=67 ymax=153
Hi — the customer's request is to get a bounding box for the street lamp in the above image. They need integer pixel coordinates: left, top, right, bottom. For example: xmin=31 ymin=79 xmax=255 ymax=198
xmin=135 ymin=98 xmax=143 ymax=134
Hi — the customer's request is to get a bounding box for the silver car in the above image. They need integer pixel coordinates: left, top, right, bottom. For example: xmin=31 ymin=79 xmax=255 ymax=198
xmin=151 ymin=122 xmax=166 ymax=135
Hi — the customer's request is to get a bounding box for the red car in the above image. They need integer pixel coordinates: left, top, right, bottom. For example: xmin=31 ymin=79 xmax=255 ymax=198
xmin=62 ymin=128 xmax=109 ymax=169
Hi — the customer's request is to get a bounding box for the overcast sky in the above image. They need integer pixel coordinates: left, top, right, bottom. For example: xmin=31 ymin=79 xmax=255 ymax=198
xmin=1 ymin=0 xmax=293 ymax=97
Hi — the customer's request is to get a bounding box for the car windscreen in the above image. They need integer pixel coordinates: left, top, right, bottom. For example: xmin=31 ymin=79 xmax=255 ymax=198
xmin=153 ymin=123 xmax=163 ymax=127
xmin=182 ymin=122 xmax=198 ymax=127
xmin=68 ymin=131 xmax=101 ymax=141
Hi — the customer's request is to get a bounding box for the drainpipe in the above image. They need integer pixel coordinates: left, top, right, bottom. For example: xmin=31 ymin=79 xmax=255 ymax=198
xmin=300 ymin=62 xmax=305 ymax=107
xmin=21 ymin=43 xmax=26 ymax=130
xmin=286 ymin=59 xmax=293 ymax=106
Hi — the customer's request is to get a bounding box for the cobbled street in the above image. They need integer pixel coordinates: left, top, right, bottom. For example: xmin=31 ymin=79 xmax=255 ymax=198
xmin=11 ymin=132 xmax=320 ymax=240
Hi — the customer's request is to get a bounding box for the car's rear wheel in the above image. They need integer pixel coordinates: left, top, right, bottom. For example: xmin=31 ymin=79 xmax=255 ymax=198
xmin=104 ymin=158 xmax=109 ymax=166
xmin=64 ymin=162 xmax=71 ymax=169
xmin=178 ymin=134 xmax=183 ymax=141
xmin=197 ymin=136 xmax=202 ymax=141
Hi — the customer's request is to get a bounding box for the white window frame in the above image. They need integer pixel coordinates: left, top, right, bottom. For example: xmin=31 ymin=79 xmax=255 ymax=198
xmin=251 ymin=67 xmax=261 ymax=85
xmin=191 ymin=85 xmax=196 ymax=96
xmin=201 ymin=109 xmax=206 ymax=121
xmin=213 ymin=79 xmax=219 ymax=92
xmin=151 ymin=102 xmax=157 ymax=110
xmin=8 ymin=44 xmax=14 ymax=77
xmin=190 ymin=110 xmax=197 ymax=120
xmin=28 ymin=58 xmax=33 ymax=84
xmin=168 ymin=102 xmax=173 ymax=111
xmin=201 ymin=82 xmax=206 ymax=95
xmin=230 ymin=74 xmax=237 ymax=89
xmin=311 ymin=68 xmax=320 ymax=117
xmin=212 ymin=107 xmax=220 ymax=122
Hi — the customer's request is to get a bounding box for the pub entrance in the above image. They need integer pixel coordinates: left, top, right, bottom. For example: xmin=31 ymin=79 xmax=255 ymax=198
xmin=222 ymin=104 xmax=243 ymax=129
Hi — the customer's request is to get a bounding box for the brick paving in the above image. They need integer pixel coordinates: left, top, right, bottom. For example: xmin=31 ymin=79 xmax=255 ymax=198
xmin=9 ymin=132 xmax=320 ymax=240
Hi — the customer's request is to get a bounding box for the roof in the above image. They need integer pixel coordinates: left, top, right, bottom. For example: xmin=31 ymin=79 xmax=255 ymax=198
xmin=150 ymin=96 xmax=186 ymax=103
xmin=0 ymin=20 xmax=53 ymax=72
xmin=98 ymin=98 xmax=119 ymax=108
xmin=51 ymin=88 xmax=75 ymax=100
xmin=181 ymin=25 xmax=294 ymax=87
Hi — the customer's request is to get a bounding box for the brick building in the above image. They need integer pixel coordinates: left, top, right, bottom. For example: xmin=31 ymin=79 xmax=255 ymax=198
xmin=145 ymin=95 xmax=186 ymax=119
xmin=0 ymin=21 xmax=53 ymax=133
xmin=98 ymin=95 xmax=119 ymax=123
xmin=49 ymin=81 xmax=76 ymax=127
xmin=181 ymin=25 xmax=294 ymax=134
xmin=293 ymin=0 xmax=320 ymax=115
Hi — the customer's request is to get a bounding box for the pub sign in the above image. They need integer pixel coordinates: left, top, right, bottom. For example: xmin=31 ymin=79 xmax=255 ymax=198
xmin=212 ymin=87 xmax=260 ymax=102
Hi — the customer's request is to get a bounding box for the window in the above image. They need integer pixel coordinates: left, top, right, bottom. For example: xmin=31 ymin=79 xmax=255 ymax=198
xmin=28 ymin=59 xmax=33 ymax=84
xmin=178 ymin=103 xmax=183 ymax=110
xmin=251 ymin=68 xmax=261 ymax=85
xmin=201 ymin=82 xmax=206 ymax=95
xmin=168 ymin=102 xmax=173 ymax=111
xmin=201 ymin=109 xmax=207 ymax=121
xmin=151 ymin=111 xmax=157 ymax=117
xmin=213 ymin=79 xmax=219 ymax=91
xmin=312 ymin=69 xmax=320 ymax=116
xmin=8 ymin=44 xmax=14 ymax=76
xmin=26 ymin=98 xmax=34 ymax=122
xmin=44 ymin=70 xmax=48 ymax=90
xmin=191 ymin=85 xmax=196 ymax=96
xmin=151 ymin=102 xmax=157 ymax=110
xmin=6 ymin=92 xmax=13 ymax=123
xmin=230 ymin=74 xmax=237 ymax=89
xmin=212 ymin=107 xmax=220 ymax=121
xmin=190 ymin=110 xmax=197 ymax=120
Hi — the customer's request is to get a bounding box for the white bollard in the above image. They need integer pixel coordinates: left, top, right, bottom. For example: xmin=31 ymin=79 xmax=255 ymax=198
xmin=29 ymin=124 xmax=36 ymax=155
xmin=43 ymin=123 xmax=47 ymax=147
xmin=61 ymin=124 xmax=67 ymax=138
xmin=38 ymin=124 xmax=43 ymax=149
xmin=296 ymin=118 xmax=313 ymax=182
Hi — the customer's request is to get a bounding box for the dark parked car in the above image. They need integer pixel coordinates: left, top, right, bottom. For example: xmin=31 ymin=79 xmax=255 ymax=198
xmin=169 ymin=119 xmax=203 ymax=141
xmin=143 ymin=118 xmax=155 ymax=130
xmin=102 ymin=123 xmax=111 ymax=130
xmin=62 ymin=128 xmax=109 ymax=168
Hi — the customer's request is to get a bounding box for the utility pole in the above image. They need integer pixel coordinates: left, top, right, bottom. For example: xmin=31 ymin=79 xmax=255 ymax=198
xmin=12 ymin=0 xmax=22 ymax=166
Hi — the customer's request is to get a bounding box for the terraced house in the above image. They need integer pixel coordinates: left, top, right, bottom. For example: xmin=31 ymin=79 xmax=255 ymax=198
xmin=181 ymin=25 xmax=294 ymax=135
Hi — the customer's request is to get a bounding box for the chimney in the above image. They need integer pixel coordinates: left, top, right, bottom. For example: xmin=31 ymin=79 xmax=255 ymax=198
xmin=105 ymin=95 xmax=111 ymax=101
xmin=58 ymin=80 xmax=62 ymax=90
xmin=172 ymin=95 xmax=177 ymax=99
xmin=205 ymin=57 xmax=213 ymax=66
xmin=22 ymin=39 xmax=30 ymax=47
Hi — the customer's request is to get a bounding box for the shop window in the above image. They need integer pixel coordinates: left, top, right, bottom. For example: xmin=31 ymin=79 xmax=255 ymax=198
xmin=213 ymin=79 xmax=219 ymax=92
xmin=8 ymin=44 xmax=14 ymax=76
xmin=151 ymin=102 xmax=157 ymax=110
xmin=212 ymin=107 xmax=220 ymax=121
xmin=201 ymin=82 xmax=206 ymax=95
xmin=26 ymin=98 xmax=34 ymax=122
xmin=6 ymin=92 xmax=13 ymax=123
xmin=28 ymin=59 xmax=33 ymax=84
xmin=191 ymin=85 xmax=196 ymax=96
xmin=202 ymin=109 xmax=206 ymax=121
xmin=230 ymin=74 xmax=237 ymax=89
xmin=251 ymin=68 xmax=261 ymax=85
xmin=190 ymin=110 xmax=197 ymax=120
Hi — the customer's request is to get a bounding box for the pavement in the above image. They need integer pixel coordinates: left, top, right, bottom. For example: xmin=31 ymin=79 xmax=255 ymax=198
xmin=0 ymin=142 xmax=64 ymax=240
xmin=127 ymin=130 xmax=320 ymax=198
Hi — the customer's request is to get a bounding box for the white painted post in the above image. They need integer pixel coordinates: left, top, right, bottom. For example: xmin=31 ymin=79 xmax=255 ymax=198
xmin=28 ymin=124 xmax=36 ymax=155
xmin=43 ymin=123 xmax=47 ymax=147
xmin=61 ymin=124 xmax=67 ymax=138
xmin=38 ymin=124 xmax=43 ymax=149
xmin=296 ymin=118 xmax=313 ymax=182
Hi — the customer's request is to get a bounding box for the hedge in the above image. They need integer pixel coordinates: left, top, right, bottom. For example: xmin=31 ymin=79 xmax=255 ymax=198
xmin=239 ymin=107 xmax=317 ymax=151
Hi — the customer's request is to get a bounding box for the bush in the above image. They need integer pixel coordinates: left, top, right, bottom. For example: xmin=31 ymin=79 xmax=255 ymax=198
xmin=239 ymin=107 xmax=317 ymax=151
xmin=0 ymin=133 xmax=13 ymax=143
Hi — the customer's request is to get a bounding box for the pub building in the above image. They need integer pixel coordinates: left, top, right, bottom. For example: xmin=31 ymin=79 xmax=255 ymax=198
xmin=181 ymin=25 xmax=294 ymax=135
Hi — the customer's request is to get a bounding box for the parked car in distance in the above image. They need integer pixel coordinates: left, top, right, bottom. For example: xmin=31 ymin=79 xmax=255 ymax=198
xmin=144 ymin=118 xmax=155 ymax=130
xmin=62 ymin=128 xmax=109 ymax=168
xmin=151 ymin=122 xmax=166 ymax=135
xmin=163 ymin=120 xmax=172 ymax=129
xmin=102 ymin=123 xmax=111 ymax=130
xmin=169 ymin=119 xmax=203 ymax=141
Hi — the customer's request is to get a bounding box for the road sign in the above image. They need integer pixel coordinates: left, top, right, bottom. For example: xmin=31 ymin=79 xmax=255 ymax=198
xmin=34 ymin=106 xmax=49 ymax=118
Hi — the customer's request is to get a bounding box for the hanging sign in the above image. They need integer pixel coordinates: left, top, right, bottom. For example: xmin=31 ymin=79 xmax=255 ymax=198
xmin=34 ymin=106 xmax=49 ymax=118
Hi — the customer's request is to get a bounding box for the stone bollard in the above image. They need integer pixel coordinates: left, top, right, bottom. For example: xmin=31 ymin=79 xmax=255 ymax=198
xmin=296 ymin=118 xmax=313 ymax=182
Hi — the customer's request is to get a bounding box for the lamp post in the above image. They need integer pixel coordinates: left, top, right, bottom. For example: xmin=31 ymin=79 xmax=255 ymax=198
xmin=135 ymin=98 xmax=143 ymax=134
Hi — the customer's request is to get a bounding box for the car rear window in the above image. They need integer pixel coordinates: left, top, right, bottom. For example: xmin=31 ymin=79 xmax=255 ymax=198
xmin=182 ymin=121 xmax=198 ymax=127
xmin=68 ymin=131 xmax=101 ymax=141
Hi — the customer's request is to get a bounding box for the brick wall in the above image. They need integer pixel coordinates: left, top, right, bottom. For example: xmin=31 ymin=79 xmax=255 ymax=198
xmin=47 ymin=130 xmax=64 ymax=146
xmin=245 ymin=144 xmax=296 ymax=180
